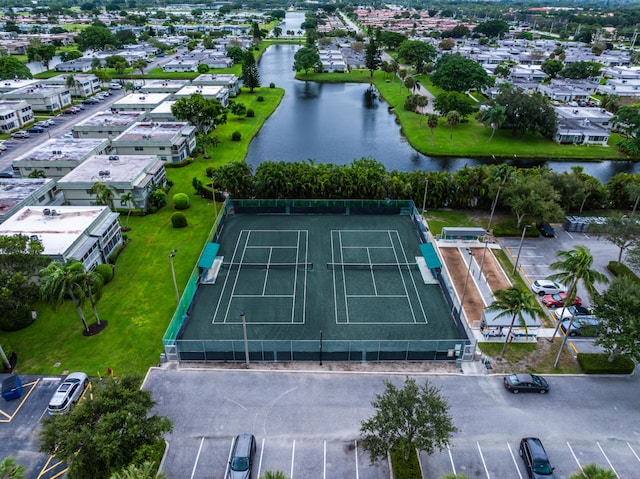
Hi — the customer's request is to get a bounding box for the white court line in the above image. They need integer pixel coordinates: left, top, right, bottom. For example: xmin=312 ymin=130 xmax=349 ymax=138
xmin=389 ymin=230 xmax=419 ymax=323
xmin=212 ymin=229 xmax=248 ymax=323
xmin=367 ymin=248 xmax=378 ymax=295
xmin=628 ymin=442 xmax=640 ymax=463
xmin=567 ymin=442 xmax=582 ymax=470
xmin=323 ymin=440 xmax=327 ymax=479
xmin=597 ymin=442 xmax=619 ymax=478
xmin=331 ymin=230 xmax=339 ymax=324
xmin=290 ymin=439 xmax=296 ymax=479
xmin=507 ymin=442 xmax=524 ymax=479
xmin=262 ymin=247 xmax=273 ymax=296
xmin=447 ymin=445 xmax=456 ymax=475
xmin=477 ymin=441 xmax=491 ymax=479
xmin=347 ymin=294 xmax=410 ymax=298
xmin=223 ymin=231 xmax=252 ymax=322
xmin=354 ymin=439 xmax=359 ymax=479
xmin=339 ymin=231 xmax=350 ymax=323
xmin=256 ymin=437 xmax=265 ymax=479
xmin=234 ymin=294 xmax=294 ymax=298
xmin=189 ymin=436 xmax=205 ymax=479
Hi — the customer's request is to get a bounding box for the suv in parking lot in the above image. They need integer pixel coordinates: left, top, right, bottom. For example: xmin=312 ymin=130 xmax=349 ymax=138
xmin=530 ymin=280 xmax=565 ymax=296
xmin=519 ymin=437 xmax=555 ymax=478
xmin=561 ymin=317 xmax=601 ymax=337
xmin=228 ymin=434 xmax=256 ymax=479
xmin=11 ymin=131 xmax=30 ymax=139
xmin=47 ymin=372 xmax=88 ymax=415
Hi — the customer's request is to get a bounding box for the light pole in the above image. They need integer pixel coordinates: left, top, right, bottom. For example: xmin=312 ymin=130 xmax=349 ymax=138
xmin=512 ymin=225 xmax=530 ymax=275
xmin=240 ymin=312 xmax=250 ymax=368
xmin=421 ymin=178 xmax=429 ymax=214
xmin=477 ymin=238 xmax=489 ymax=280
xmin=168 ymin=249 xmax=179 ymax=304
xmin=454 ymin=248 xmax=473 ymax=318
xmin=211 ymin=174 xmax=217 ymax=220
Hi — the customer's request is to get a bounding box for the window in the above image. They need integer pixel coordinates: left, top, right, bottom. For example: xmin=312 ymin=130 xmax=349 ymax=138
xmin=159 ymin=146 xmax=166 ymax=150
xmin=135 ymin=146 xmax=144 ymax=151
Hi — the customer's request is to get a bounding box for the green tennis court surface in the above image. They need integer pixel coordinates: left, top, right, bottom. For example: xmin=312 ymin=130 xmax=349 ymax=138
xmin=176 ymin=212 xmax=465 ymax=360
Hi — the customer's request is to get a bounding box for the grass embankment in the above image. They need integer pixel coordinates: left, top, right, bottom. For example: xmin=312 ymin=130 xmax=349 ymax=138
xmin=3 ymin=86 xmax=284 ymax=376
xmin=297 ymin=70 xmax=629 ymax=161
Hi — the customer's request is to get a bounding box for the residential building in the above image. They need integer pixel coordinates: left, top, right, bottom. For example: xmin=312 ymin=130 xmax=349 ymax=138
xmin=147 ymin=101 xmax=177 ymax=122
xmin=173 ymin=85 xmax=229 ymax=107
xmin=72 ymin=110 xmax=145 ymax=139
xmin=3 ymin=83 xmax=72 ymax=112
xmin=0 ymin=178 xmax=59 ymax=224
xmin=0 ymin=79 xmax=39 ymax=93
xmin=192 ymin=73 xmax=240 ymax=96
xmin=111 ymin=122 xmax=196 ymax=163
xmin=0 ymin=100 xmax=34 ymax=133
xmin=140 ymin=79 xmax=190 ymax=95
xmin=56 ymin=154 xmax=167 ymax=210
xmin=44 ymin=74 xmax=101 ymax=98
xmin=12 ymin=138 xmax=111 ymax=179
xmin=0 ymin=205 xmax=122 ymax=270
xmin=110 ymin=93 xmax=172 ymax=113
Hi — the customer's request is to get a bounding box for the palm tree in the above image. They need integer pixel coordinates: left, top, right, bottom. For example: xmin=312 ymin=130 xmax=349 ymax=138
xmin=77 ymin=261 xmax=105 ymax=326
xmin=0 ymin=456 xmax=25 ymax=479
xmin=109 ymin=461 xmax=167 ymax=479
xmin=446 ymin=110 xmax=460 ymax=140
xmin=39 ymin=261 xmax=90 ymax=333
xmin=272 ymin=26 xmax=282 ymax=38
xmin=427 ymin=114 xmax=439 ymax=146
xmin=261 ymin=472 xmax=287 ymax=479
xmin=120 ymin=192 xmax=135 ymax=230
xmin=569 ymin=463 xmax=617 ymax=479
xmin=547 ymin=245 xmax=608 ymax=367
xmin=415 ymin=95 xmax=428 ymax=125
xmin=404 ymin=76 xmax=416 ymax=92
xmin=484 ymin=104 xmax=507 ymax=143
xmin=27 ymin=169 xmax=46 ymax=178
xmin=485 ymin=164 xmax=514 ymax=232
xmin=90 ymin=181 xmax=115 ymax=210
xmin=624 ymin=182 xmax=640 ymax=216
xmin=65 ymin=74 xmax=80 ymax=96
xmin=486 ymin=286 xmax=544 ymax=359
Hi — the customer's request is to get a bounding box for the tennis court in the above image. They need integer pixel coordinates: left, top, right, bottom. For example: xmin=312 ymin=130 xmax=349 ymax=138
xmin=166 ymin=201 xmax=470 ymax=362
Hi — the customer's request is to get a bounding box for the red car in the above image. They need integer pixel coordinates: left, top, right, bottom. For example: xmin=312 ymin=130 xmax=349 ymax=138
xmin=63 ymin=108 xmax=77 ymax=114
xmin=542 ymin=292 xmax=582 ymax=308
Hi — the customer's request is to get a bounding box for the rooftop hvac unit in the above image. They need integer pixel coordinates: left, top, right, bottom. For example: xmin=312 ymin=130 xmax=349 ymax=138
xmin=99 ymin=170 xmax=106 ymax=176
xmin=50 ymin=209 xmax=57 ymax=216
xmin=108 ymin=155 xmax=120 ymax=161
xmin=139 ymin=96 xmax=146 ymax=100
xmin=30 ymin=234 xmax=39 ymax=241
xmin=43 ymin=208 xmax=51 ymax=215
xmin=104 ymin=170 xmax=110 ymax=176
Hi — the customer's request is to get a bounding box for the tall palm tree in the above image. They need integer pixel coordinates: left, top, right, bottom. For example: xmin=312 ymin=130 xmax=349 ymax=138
xmin=76 ymin=261 xmax=104 ymax=326
xmin=446 ymin=110 xmax=460 ymax=140
xmin=427 ymin=114 xmax=439 ymax=146
xmin=0 ymin=456 xmax=25 ymax=479
xmin=484 ymin=104 xmax=507 ymax=143
xmin=120 ymin=192 xmax=135 ymax=230
xmin=486 ymin=286 xmax=544 ymax=358
xmin=39 ymin=261 xmax=90 ymax=333
xmin=485 ymin=164 xmax=514 ymax=232
xmin=90 ymin=181 xmax=115 ymax=210
xmin=569 ymin=463 xmax=616 ymax=479
xmin=547 ymin=245 xmax=608 ymax=367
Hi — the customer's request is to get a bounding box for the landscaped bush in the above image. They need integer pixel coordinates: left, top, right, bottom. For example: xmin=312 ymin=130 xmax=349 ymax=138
xmin=578 ymin=353 xmax=636 ymax=374
xmin=246 ymin=109 xmax=255 ymax=118
xmin=95 ymin=263 xmax=114 ymax=284
xmin=173 ymin=193 xmax=190 ymax=210
xmin=164 ymin=158 xmax=193 ymax=168
xmin=607 ymin=261 xmax=640 ymax=284
xmin=171 ymin=212 xmax=188 ymax=228
xmin=269 ymin=82 xmax=275 ymax=88
xmin=492 ymin=220 xmax=541 ymax=238
xmin=390 ymin=448 xmax=421 ymax=479
xmin=0 ymin=309 xmax=35 ymax=332
xmin=231 ymin=131 xmax=242 ymax=141
xmin=257 ymin=95 xmax=265 ymax=102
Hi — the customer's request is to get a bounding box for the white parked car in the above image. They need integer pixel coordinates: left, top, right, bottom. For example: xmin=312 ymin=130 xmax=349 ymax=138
xmin=109 ymin=82 xmax=122 ymax=90
xmin=530 ymin=279 xmax=566 ymax=296
xmin=47 ymin=372 xmax=88 ymax=415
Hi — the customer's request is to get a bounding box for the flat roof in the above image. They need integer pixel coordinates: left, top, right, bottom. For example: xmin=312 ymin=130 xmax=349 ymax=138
xmin=114 ymin=121 xmax=189 ymax=142
xmin=0 ymin=178 xmax=53 ymax=216
xmin=0 ymin=79 xmax=38 ymax=92
xmin=112 ymin=93 xmax=171 ymax=107
xmin=174 ymin=85 xmax=224 ymax=97
xmin=555 ymin=107 xmax=614 ymax=120
xmin=142 ymin=79 xmax=189 ymax=89
xmin=0 ymin=206 xmax=108 ymax=256
xmin=12 ymin=138 xmax=109 ymax=163
xmin=57 ymin=154 xmax=161 ymax=184
xmin=74 ymin=110 xmax=145 ymax=128
xmin=193 ymin=73 xmax=237 ymax=82
xmin=149 ymin=101 xmax=176 ymax=115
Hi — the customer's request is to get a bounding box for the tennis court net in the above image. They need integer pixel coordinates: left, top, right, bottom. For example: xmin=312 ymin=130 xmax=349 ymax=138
xmin=326 ymin=262 xmax=417 ymax=271
xmin=222 ymin=262 xmax=314 ymax=271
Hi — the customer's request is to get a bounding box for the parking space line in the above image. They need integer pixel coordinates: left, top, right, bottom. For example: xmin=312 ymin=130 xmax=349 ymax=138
xmin=597 ymin=442 xmax=619 ymax=478
xmin=476 ymin=442 xmax=490 ymax=479
xmin=0 ymin=379 xmax=40 ymax=423
xmin=447 ymin=445 xmax=456 ymax=475
xmin=507 ymin=442 xmax=524 ymax=479
xmin=290 ymin=439 xmax=296 ymax=479
xmin=189 ymin=436 xmax=205 ymax=479
xmin=323 ymin=440 xmax=327 ymax=479
xmin=354 ymin=439 xmax=359 ymax=479
xmin=37 ymin=452 xmax=67 ymax=478
xmin=256 ymin=437 xmax=265 ymax=479
xmin=627 ymin=442 xmax=640 ymax=463
xmin=567 ymin=442 xmax=582 ymax=470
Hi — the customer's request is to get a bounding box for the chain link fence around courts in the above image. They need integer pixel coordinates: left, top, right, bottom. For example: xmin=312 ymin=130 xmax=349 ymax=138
xmin=162 ymin=199 xmax=471 ymax=362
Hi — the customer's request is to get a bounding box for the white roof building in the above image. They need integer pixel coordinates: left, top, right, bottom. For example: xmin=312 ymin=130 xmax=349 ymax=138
xmin=0 ymin=178 xmax=59 ymax=224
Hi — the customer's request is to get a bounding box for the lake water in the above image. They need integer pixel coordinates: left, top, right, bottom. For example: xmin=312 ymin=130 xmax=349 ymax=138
xmin=246 ymin=43 xmax=640 ymax=181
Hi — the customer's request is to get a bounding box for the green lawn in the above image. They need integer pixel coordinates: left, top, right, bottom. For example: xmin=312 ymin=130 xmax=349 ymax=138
xmin=3 ymin=86 xmax=283 ymax=376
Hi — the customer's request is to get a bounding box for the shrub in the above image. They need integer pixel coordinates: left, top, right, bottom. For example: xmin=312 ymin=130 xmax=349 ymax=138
xmin=173 ymin=193 xmax=190 ymax=210
xmin=578 ymin=353 xmax=636 ymax=374
xmin=171 ymin=212 xmax=188 ymax=228
xmin=390 ymin=448 xmax=421 ymax=479
xmin=257 ymin=95 xmax=265 ymax=102
xmin=269 ymin=82 xmax=275 ymax=88
xmin=231 ymin=131 xmax=242 ymax=141
xmin=0 ymin=309 xmax=35 ymax=332
xmin=607 ymin=261 xmax=640 ymax=284
xmin=95 ymin=263 xmax=114 ymax=284
xmin=492 ymin=220 xmax=540 ymax=238
xmin=246 ymin=109 xmax=255 ymax=118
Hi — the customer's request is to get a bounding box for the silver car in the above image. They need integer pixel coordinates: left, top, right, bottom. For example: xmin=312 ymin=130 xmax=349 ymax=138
xmin=530 ymin=279 xmax=566 ymax=296
xmin=47 ymin=372 xmax=88 ymax=415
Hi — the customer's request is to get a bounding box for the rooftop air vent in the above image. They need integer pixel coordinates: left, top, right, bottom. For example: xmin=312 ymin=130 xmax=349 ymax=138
xmin=30 ymin=234 xmax=39 ymax=241
xmin=43 ymin=208 xmax=51 ymax=215
xmin=51 ymin=209 xmax=57 ymax=216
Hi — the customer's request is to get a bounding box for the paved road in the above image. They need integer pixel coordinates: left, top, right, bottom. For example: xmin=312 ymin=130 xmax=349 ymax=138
xmin=144 ymin=367 xmax=640 ymax=479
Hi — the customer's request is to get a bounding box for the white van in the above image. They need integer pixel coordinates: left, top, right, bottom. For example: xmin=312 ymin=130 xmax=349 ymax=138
xmin=109 ymin=82 xmax=123 ymax=90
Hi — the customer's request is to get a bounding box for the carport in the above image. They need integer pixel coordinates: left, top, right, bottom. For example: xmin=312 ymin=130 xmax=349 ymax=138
xmin=441 ymin=227 xmax=486 ymax=241
xmin=481 ymin=308 xmax=540 ymax=340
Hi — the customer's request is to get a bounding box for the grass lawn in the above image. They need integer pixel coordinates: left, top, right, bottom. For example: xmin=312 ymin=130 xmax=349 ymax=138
xmin=2 ymin=86 xmax=284 ymax=376
xmin=425 ymin=210 xmax=481 ymax=235
xmin=298 ymin=70 xmax=630 ymax=161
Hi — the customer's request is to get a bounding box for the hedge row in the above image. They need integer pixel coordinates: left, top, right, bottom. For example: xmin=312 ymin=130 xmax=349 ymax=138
xmin=607 ymin=261 xmax=640 ymax=284
xmin=577 ymin=353 xmax=636 ymax=374
xmin=390 ymin=448 xmax=421 ymax=479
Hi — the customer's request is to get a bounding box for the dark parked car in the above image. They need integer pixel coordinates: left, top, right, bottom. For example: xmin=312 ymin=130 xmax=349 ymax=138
xmin=228 ymin=434 xmax=256 ymax=479
xmin=26 ymin=126 xmax=45 ymax=133
xmin=560 ymin=317 xmax=601 ymax=337
xmin=504 ymin=374 xmax=549 ymax=394
xmin=82 ymin=98 xmax=100 ymax=105
xmin=542 ymin=292 xmax=582 ymax=308
xmin=536 ymin=222 xmax=555 ymax=237
xmin=63 ymin=108 xmax=77 ymax=114
xmin=519 ymin=437 xmax=555 ymax=478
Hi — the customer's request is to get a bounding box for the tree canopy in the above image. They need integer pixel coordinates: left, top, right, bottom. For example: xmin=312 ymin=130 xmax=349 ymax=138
xmin=397 ymin=40 xmax=436 ymax=71
xmin=293 ymin=46 xmax=321 ymax=74
xmin=40 ymin=376 xmax=172 ymax=479
xmin=431 ymin=54 xmax=493 ymax=92
xmin=494 ymin=85 xmax=558 ymax=138
xmin=360 ymin=377 xmax=457 ymax=463
xmin=241 ymin=50 xmax=261 ymax=92
xmin=474 ymin=19 xmax=510 ymax=38
xmin=0 ymin=56 xmax=32 ymax=80
xmin=76 ymin=25 xmax=120 ymax=51
xmin=171 ymin=94 xmax=225 ymax=134
xmin=433 ymin=91 xmax=477 ymax=119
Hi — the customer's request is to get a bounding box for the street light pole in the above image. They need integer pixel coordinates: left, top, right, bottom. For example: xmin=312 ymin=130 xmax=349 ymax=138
xmin=455 ymin=248 xmax=474 ymax=318
xmin=421 ymin=178 xmax=429 ymax=214
xmin=168 ymin=249 xmax=179 ymax=304
xmin=240 ymin=312 xmax=250 ymax=368
xmin=478 ymin=238 xmax=489 ymax=280
xmin=512 ymin=225 xmax=530 ymax=275
xmin=211 ymin=174 xmax=217 ymax=220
